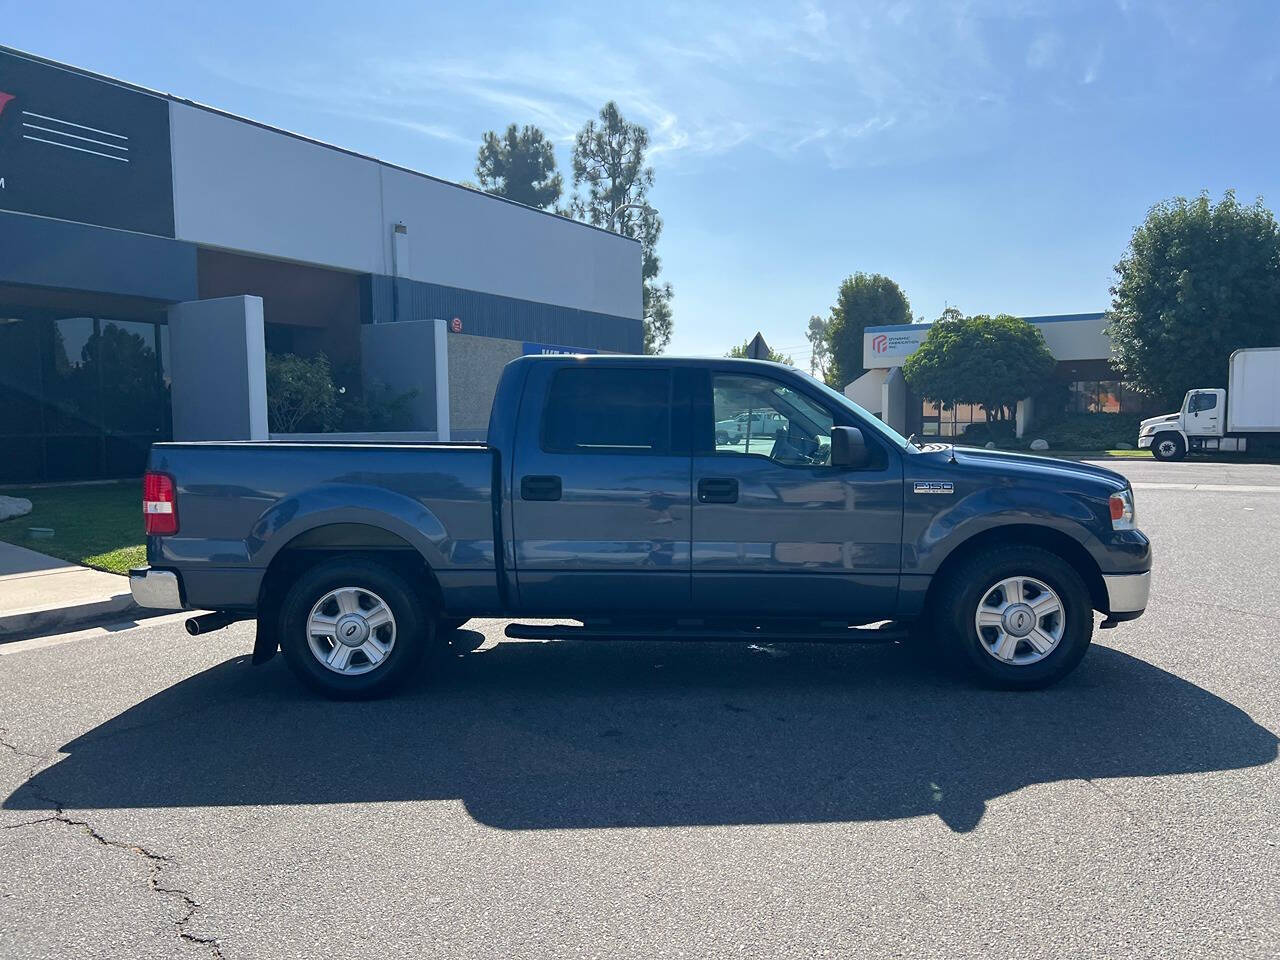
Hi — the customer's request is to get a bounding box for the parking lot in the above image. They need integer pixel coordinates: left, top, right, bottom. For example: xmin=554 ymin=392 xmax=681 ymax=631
xmin=1 ymin=460 xmax=1277 ymax=959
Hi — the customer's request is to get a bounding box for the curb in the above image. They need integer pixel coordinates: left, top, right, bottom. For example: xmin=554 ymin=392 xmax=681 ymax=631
xmin=0 ymin=593 xmax=142 ymax=643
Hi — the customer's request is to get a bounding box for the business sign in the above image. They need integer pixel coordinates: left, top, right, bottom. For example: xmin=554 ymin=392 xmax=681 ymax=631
xmin=864 ymin=326 xmax=929 ymax=367
xmin=522 ymin=342 xmax=598 ymax=356
xmin=0 ymin=49 xmax=174 ymax=236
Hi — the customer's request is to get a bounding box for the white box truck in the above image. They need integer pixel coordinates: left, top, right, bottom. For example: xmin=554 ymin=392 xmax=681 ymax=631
xmin=1138 ymin=347 xmax=1280 ymax=461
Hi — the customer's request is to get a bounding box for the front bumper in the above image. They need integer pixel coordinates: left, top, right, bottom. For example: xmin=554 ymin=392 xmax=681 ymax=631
xmin=1103 ymin=570 xmax=1151 ymax=618
xmin=129 ymin=567 xmax=185 ymax=610
xmin=1137 ymin=435 xmax=1153 ymax=449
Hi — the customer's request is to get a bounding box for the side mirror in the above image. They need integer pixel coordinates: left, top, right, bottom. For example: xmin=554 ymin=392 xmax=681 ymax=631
xmin=830 ymin=426 xmax=869 ymax=468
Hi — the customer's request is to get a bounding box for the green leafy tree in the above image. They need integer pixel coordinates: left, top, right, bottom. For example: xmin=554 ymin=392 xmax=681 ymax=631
xmin=265 ymin=353 xmax=341 ymax=433
xmin=726 ymin=339 xmax=793 ymax=365
xmin=475 ymin=124 xmax=563 ymax=210
xmin=805 ymin=314 xmax=834 ymax=384
xmin=827 ymin=273 xmax=913 ymax=388
xmin=902 ymin=312 xmax=1056 ymax=422
xmin=1107 ymin=190 xmax=1280 ymax=406
xmin=569 ymin=101 xmax=673 ymax=354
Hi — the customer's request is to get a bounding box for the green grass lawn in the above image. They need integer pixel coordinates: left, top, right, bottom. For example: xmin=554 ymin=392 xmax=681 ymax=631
xmin=0 ymin=480 xmax=143 ymax=575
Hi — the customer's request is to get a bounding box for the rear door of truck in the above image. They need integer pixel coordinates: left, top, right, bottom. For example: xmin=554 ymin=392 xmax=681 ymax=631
xmin=508 ymin=360 xmax=692 ymax=614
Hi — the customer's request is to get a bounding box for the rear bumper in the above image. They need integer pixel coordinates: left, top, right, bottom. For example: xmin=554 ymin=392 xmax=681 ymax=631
xmin=1103 ymin=570 xmax=1151 ymax=617
xmin=129 ymin=567 xmax=185 ymax=610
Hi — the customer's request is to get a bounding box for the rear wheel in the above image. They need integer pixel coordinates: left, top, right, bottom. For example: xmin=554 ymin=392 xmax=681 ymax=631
xmin=1152 ymin=433 xmax=1185 ymax=462
xmin=278 ymin=557 xmax=434 ymax=699
xmin=715 ymin=430 xmax=730 ymax=446
xmin=933 ymin=545 xmax=1094 ymax=689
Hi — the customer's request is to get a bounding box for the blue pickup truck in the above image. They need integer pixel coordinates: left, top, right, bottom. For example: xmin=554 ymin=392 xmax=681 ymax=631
xmin=130 ymin=355 xmax=1152 ymax=698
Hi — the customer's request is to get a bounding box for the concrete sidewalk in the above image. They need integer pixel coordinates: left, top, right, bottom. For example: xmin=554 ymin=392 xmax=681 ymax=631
xmin=0 ymin=541 xmax=140 ymax=641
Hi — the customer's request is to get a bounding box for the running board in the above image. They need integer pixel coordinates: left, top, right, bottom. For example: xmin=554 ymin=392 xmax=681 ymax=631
xmin=503 ymin=621 xmax=908 ymax=644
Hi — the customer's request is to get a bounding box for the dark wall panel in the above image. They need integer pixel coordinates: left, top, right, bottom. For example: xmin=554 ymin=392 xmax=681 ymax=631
xmin=0 ymin=48 xmax=175 ymax=236
xmin=362 ymin=274 xmax=643 ymax=354
xmin=0 ymin=211 xmax=196 ymax=302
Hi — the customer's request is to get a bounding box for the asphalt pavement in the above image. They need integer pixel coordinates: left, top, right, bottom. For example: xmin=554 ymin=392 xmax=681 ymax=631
xmin=1 ymin=460 xmax=1277 ymax=959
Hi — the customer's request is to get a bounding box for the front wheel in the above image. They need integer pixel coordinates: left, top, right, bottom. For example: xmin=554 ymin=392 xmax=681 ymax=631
xmin=1151 ymin=433 xmax=1186 ymax=462
xmin=933 ymin=545 xmax=1094 ymax=689
xmin=715 ymin=430 xmax=730 ymax=446
xmin=277 ymin=557 xmax=435 ymax=699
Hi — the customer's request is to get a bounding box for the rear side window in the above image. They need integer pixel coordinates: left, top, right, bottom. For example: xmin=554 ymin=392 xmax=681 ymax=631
xmin=542 ymin=368 xmax=672 ymax=454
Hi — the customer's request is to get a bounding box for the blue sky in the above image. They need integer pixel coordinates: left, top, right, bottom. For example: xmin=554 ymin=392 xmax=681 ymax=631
xmin=5 ymin=1 xmax=1280 ymax=366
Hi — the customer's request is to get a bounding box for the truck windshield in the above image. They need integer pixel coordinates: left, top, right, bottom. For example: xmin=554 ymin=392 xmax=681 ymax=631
xmin=803 ymin=375 xmax=914 ymax=452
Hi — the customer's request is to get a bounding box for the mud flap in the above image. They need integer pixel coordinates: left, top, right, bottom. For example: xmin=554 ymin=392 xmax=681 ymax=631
xmin=251 ymin=613 xmax=278 ymax=665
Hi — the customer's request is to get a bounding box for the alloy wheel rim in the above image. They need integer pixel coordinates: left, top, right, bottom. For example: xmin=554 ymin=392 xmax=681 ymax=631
xmin=973 ymin=575 xmax=1065 ymax=666
xmin=305 ymin=586 xmax=397 ymax=676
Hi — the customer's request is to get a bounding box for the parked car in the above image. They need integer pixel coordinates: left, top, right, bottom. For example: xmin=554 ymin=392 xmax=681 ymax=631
xmin=1139 ymin=347 xmax=1280 ymax=460
xmin=131 ymin=356 xmax=1152 ymax=699
xmin=715 ymin=410 xmax=787 ymax=445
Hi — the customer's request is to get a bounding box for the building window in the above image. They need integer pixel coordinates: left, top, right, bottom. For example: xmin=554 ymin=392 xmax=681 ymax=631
xmin=0 ymin=308 xmax=170 ymax=483
xmin=920 ymin=400 xmax=989 ymax=436
xmin=1068 ymin=380 xmax=1158 ymax=416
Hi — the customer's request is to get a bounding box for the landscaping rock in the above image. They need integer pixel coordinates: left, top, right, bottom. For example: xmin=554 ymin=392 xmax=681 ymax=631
xmin=1114 ymin=442 xmax=1135 ymax=450
xmin=1029 ymin=438 xmax=1050 ymax=451
xmin=0 ymin=496 xmax=32 ymax=521
xmin=985 ymin=441 xmax=997 ymax=449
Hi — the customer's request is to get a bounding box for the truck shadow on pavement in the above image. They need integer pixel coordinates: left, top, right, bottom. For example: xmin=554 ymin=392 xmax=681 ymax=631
xmin=6 ymin=637 xmax=1276 ymax=833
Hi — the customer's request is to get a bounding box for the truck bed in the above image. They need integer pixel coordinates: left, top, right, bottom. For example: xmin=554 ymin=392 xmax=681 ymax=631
xmin=147 ymin=441 xmax=501 ymax=612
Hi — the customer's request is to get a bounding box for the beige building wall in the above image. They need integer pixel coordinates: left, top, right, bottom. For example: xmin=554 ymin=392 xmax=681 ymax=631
xmin=448 ymin=333 xmax=523 ymax=439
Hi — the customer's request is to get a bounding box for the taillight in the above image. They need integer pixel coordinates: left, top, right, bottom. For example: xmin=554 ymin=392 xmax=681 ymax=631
xmin=1109 ymin=489 xmax=1135 ymax=531
xmin=143 ymin=471 xmax=178 ymax=536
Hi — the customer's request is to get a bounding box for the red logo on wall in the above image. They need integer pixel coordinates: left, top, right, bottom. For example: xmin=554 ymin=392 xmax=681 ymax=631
xmin=0 ymin=91 xmax=14 ymax=118
xmin=450 ymin=317 xmax=462 ymax=333
xmin=871 ymin=334 xmax=888 ymax=353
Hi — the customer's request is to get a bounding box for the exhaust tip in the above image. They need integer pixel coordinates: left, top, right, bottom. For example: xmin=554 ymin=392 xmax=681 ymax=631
xmin=185 ymin=617 xmax=202 ymax=636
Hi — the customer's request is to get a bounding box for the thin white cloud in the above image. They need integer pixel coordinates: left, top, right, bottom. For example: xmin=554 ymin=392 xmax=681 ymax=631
xmin=194 ymin=1 xmax=1191 ymax=173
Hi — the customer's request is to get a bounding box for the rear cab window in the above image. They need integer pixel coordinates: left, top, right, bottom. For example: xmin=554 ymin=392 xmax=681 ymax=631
xmin=541 ymin=367 xmax=673 ymax=455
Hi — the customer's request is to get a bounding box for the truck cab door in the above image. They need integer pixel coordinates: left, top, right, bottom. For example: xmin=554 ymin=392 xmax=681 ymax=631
xmin=691 ymin=369 xmax=903 ymax=619
xmin=1185 ymin=390 xmax=1223 ymax=436
xmin=508 ymin=363 xmax=692 ymax=615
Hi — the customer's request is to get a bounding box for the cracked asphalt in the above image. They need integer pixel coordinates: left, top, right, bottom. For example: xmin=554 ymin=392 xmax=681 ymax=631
xmin=1 ymin=460 xmax=1277 ymax=959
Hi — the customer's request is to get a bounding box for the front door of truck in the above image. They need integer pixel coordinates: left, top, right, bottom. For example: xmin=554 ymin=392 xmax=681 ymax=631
xmin=509 ymin=362 xmax=692 ymax=615
xmin=1184 ymin=390 xmax=1222 ymax=436
xmin=690 ymin=369 xmax=903 ymax=619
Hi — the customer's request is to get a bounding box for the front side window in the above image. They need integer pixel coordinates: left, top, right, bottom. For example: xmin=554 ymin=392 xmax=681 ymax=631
xmin=712 ymin=373 xmax=833 ymax=465
xmin=1189 ymin=392 xmax=1218 ymax=413
xmin=542 ymin=367 xmax=671 ymax=454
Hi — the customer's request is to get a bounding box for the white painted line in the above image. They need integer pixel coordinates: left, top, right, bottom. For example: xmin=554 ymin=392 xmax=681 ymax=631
xmin=1131 ymin=482 xmax=1280 ymax=494
xmin=20 ymin=109 xmax=127 ymax=139
xmin=0 ymin=611 xmax=195 ymax=656
xmin=22 ymin=122 xmax=128 ymax=151
xmin=22 ymin=134 xmax=129 ymax=162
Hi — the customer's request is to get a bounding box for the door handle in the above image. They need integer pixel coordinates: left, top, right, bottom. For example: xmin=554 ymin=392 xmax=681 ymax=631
xmin=698 ymin=477 xmax=738 ymax=503
xmin=520 ymin=475 xmax=562 ymax=501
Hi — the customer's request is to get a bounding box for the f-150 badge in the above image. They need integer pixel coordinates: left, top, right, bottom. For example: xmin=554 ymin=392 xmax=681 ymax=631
xmin=913 ymin=481 xmax=954 ymax=494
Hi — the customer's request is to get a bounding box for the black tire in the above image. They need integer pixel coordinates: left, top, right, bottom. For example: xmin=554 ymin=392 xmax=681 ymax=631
xmin=439 ymin=617 xmax=470 ymax=634
xmin=1151 ymin=433 xmax=1186 ymax=462
xmin=715 ymin=430 xmax=730 ymax=446
xmin=932 ymin=545 xmax=1094 ymax=690
xmin=277 ymin=557 xmax=435 ymax=699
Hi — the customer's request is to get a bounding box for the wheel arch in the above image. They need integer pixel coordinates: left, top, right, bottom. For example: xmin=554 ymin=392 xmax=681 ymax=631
xmin=922 ymin=523 xmax=1108 ymax=615
xmin=252 ymin=523 xmax=442 ymax=665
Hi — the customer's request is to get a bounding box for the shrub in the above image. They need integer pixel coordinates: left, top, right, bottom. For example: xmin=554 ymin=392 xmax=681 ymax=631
xmin=265 ymin=353 xmax=341 ymax=433
xmin=1032 ymin=412 xmax=1140 ymax=451
xmin=960 ymin=420 xmax=1017 ymax=446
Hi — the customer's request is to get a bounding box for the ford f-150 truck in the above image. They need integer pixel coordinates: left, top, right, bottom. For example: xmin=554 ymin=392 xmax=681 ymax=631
xmin=131 ymin=355 xmax=1152 ymax=698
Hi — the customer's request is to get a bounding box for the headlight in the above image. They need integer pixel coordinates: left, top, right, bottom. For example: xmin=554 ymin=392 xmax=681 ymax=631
xmin=1109 ymin=488 xmax=1135 ymax=530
